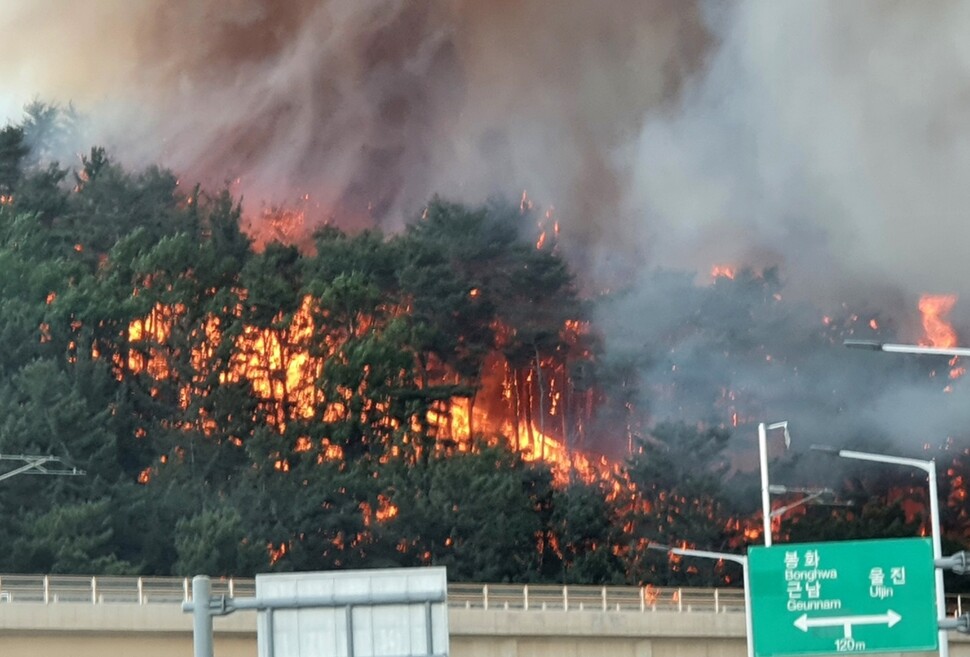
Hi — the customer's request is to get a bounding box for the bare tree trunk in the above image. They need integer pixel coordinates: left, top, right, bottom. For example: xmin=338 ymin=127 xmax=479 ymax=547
xmin=509 ymin=362 xmax=522 ymax=451
xmin=521 ymin=368 xmax=535 ymax=454
xmin=560 ymin=366 xmax=571 ymax=483
xmin=534 ymin=345 xmax=545 ymax=460
xmin=466 ymin=372 xmax=476 ymax=439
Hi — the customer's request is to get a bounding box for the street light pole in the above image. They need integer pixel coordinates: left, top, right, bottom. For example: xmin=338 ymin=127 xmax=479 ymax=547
xmin=649 ymin=543 xmax=753 ymax=657
xmin=845 ymin=340 xmax=970 ymax=358
xmin=812 ymin=446 xmax=948 ymax=657
xmin=843 ymin=338 xmax=961 ymax=656
xmin=759 ymin=421 xmax=790 ymax=547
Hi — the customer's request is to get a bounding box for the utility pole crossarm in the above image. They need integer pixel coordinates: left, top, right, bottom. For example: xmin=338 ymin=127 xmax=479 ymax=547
xmin=0 ymin=454 xmax=85 ymax=482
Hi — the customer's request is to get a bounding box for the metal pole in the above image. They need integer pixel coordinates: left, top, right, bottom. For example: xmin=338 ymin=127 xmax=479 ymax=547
xmin=845 ymin=340 xmax=970 ymax=358
xmin=928 ymin=461 xmax=948 ymax=657
xmin=842 ymin=339 xmax=967 ymax=654
xmin=662 ymin=545 xmax=753 ymax=657
xmin=346 ymin=605 xmax=355 ymax=657
xmin=758 ymin=423 xmax=772 ymax=546
xmin=742 ymin=558 xmax=755 ymax=657
xmin=830 ymin=449 xmax=948 ymax=657
xmin=192 ymin=575 xmax=214 ymax=657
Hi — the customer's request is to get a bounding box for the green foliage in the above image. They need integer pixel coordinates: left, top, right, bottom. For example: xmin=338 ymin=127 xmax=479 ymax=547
xmin=174 ymin=505 xmax=264 ymax=576
xmin=380 ymin=443 xmax=551 ymax=582
xmin=0 ymin=104 xmax=961 ymax=588
xmin=550 ymin=481 xmax=625 ymax=584
xmin=0 ymin=125 xmax=28 ymax=195
xmin=9 ymin=499 xmax=136 ymax=574
xmin=20 ymin=101 xmax=82 ymax=167
xmin=785 ymin=502 xmax=919 ymax=544
xmin=622 ymin=422 xmax=742 ymax=586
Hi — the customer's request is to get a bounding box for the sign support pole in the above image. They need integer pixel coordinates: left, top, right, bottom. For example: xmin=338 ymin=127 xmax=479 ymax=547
xmin=833 ymin=449 xmax=948 ymax=657
xmin=192 ymin=575 xmax=214 ymax=657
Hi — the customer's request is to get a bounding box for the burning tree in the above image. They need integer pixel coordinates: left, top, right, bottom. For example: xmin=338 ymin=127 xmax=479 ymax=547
xmin=0 ymin=107 xmax=968 ymax=584
xmin=621 ymin=422 xmax=745 ymax=586
xmin=0 ymin=116 xmax=617 ymax=577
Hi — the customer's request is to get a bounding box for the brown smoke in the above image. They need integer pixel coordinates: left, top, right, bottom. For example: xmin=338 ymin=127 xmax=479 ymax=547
xmin=0 ymin=0 xmax=708 ymax=243
xmin=6 ymin=2 xmax=967 ymax=308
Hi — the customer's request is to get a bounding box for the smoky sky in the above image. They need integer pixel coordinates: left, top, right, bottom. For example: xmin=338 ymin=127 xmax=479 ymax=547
xmin=0 ymin=0 xmax=707 ymax=233
xmin=3 ymin=1 xmax=970 ymax=452
xmin=4 ymin=2 xmax=967 ymax=298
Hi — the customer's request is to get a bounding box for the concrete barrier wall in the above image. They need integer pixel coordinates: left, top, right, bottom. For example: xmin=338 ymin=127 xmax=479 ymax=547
xmin=449 ymin=608 xmax=748 ymax=657
xmin=0 ymin=603 xmax=254 ymax=657
xmin=0 ymin=603 xmax=967 ymax=657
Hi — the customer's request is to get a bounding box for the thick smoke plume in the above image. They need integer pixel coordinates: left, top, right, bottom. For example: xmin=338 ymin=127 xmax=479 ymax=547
xmin=607 ymin=2 xmax=970 ymax=453
xmin=625 ymin=3 xmax=970 ymax=304
xmin=3 ymin=1 xmax=970 ymax=453
xmin=0 ymin=0 xmax=706 ymax=237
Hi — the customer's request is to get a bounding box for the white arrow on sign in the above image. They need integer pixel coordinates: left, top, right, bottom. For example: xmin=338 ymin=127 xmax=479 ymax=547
xmin=794 ymin=610 xmax=902 ymax=633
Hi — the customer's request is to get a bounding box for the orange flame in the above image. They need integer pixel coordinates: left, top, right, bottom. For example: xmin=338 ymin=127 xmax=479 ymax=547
xmin=121 ymin=293 xmax=605 ymax=485
xmin=428 ymin=396 xmax=605 ymax=484
xmin=918 ymin=294 xmax=964 ymax=382
xmin=710 ymin=265 xmax=735 ymax=280
xmin=918 ymin=294 xmax=958 ymax=348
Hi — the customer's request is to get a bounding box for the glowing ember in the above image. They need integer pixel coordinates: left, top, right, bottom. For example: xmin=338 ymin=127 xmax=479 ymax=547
xmin=710 ymin=265 xmax=735 ymax=280
xmin=268 ymin=541 xmax=288 ymax=565
xmin=376 ymin=494 xmax=398 ymax=522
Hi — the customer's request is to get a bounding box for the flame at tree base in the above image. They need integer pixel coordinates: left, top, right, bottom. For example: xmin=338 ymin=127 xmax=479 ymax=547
xmin=120 ymin=291 xmax=612 ymax=487
xmin=429 ymin=397 xmax=609 ymax=484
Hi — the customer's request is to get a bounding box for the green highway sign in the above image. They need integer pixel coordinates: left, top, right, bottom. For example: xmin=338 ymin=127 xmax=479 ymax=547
xmin=748 ymin=538 xmax=938 ymax=657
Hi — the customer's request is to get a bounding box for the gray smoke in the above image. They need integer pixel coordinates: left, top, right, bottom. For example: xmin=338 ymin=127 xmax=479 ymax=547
xmin=622 ymin=2 xmax=970 ymax=306
xmin=2 ymin=1 xmax=969 ymax=452
xmin=602 ymin=2 xmax=970 ymax=452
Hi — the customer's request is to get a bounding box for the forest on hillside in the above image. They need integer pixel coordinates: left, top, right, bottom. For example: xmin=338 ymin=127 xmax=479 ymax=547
xmin=0 ymin=106 xmax=968 ymax=587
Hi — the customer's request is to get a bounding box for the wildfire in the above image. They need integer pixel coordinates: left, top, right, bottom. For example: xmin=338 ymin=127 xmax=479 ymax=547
xmin=431 ymin=398 xmax=604 ymax=483
xmin=918 ymin=294 xmax=958 ymax=348
xmin=918 ymin=294 xmax=964 ymax=382
xmin=535 ymin=206 xmax=559 ymax=250
xmin=225 ymin=295 xmax=323 ymax=430
xmin=710 ymin=265 xmax=735 ymax=281
xmin=122 ymin=292 xmax=605 ymax=487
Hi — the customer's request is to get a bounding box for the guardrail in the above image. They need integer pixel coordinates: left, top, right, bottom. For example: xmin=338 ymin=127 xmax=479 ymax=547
xmin=0 ymin=574 xmax=254 ymax=606
xmin=0 ymin=575 xmax=965 ymax=616
xmin=0 ymin=575 xmax=738 ymax=612
xmin=449 ymin=583 xmax=747 ymax=613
